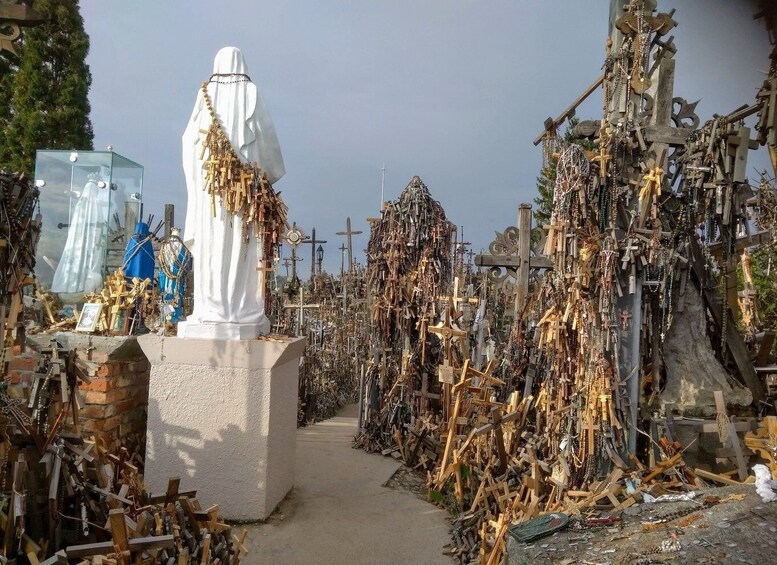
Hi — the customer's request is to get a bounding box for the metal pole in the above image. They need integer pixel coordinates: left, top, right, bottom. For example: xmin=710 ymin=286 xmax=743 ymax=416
xmin=310 ymin=227 xmax=316 ymax=277
xmin=380 ymin=163 xmax=385 ymax=210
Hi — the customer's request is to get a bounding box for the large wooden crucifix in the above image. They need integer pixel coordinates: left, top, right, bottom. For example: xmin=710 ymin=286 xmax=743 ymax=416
xmin=336 ymin=217 xmax=363 ymax=273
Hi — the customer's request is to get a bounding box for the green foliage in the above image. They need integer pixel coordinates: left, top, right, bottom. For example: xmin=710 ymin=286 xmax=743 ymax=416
xmin=746 ymin=246 xmax=777 ymax=329
xmin=0 ymin=0 xmax=93 ymax=175
xmin=533 ymin=118 xmax=597 ymax=228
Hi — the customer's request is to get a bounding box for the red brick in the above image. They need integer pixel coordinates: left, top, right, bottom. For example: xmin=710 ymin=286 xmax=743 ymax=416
xmin=104 ymin=387 xmax=129 ymax=404
xmin=87 ymin=351 xmax=111 ymax=364
xmin=84 ymin=414 xmax=122 ymax=432
xmin=115 ymin=373 xmax=139 ymax=389
xmin=85 ymin=388 xmax=130 ymax=405
xmin=79 ymin=404 xmax=116 ymax=419
xmin=96 ymin=364 xmax=117 ymax=378
xmin=79 ymin=379 xmax=114 ymax=392
xmin=115 ymin=399 xmax=135 ymax=414
xmin=99 ymin=415 xmax=122 ymax=433
xmin=84 ymin=391 xmax=107 ymax=405
xmin=8 ymin=356 xmax=37 ymax=371
xmin=79 ymin=378 xmax=113 ymax=393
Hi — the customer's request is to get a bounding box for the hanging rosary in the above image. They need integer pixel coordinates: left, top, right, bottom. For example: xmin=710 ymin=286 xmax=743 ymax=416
xmin=199 ymin=82 xmax=289 ymax=261
xmin=157 ymin=234 xmax=192 ymax=282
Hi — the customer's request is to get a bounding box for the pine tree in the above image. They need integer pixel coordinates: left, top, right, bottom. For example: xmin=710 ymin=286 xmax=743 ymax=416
xmin=1 ymin=0 xmax=93 ymax=175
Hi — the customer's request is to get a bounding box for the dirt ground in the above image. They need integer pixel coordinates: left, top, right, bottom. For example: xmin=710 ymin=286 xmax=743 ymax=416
xmin=361 ymin=457 xmax=777 ymax=565
xmin=505 ymin=484 xmax=777 ymax=564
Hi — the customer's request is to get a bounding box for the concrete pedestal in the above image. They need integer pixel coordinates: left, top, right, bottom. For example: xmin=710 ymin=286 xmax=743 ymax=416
xmin=138 ymin=334 xmax=305 ymax=520
xmin=177 ymin=318 xmax=271 ymax=340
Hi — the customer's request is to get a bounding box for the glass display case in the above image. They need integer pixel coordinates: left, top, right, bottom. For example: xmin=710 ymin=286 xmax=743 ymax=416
xmin=34 ymin=150 xmax=143 ymax=297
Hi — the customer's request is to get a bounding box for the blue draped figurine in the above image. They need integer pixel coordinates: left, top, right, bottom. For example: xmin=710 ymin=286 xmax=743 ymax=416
xmin=123 ymin=222 xmax=156 ymax=282
xmin=158 ymin=227 xmax=192 ymax=324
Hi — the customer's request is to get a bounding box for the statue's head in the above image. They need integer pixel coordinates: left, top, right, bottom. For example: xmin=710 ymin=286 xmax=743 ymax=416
xmin=213 ymin=46 xmax=248 ymax=75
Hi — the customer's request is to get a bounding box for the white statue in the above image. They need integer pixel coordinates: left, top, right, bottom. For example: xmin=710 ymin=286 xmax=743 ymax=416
xmin=179 ymin=46 xmax=285 ymax=339
xmin=52 ymin=165 xmax=114 ymax=294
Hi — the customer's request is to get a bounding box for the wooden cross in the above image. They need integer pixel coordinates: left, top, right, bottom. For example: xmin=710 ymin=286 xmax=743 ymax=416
xmin=428 ymin=304 xmax=467 ymax=366
xmin=282 ymin=287 xmax=320 ymax=336
xmin=414 ymin=371 xmax=441 ymax=415
xmin=282 ymin=257 xmax=291 ymax=278
xmin=336 ymin=217 xmax=363 ymax=273
xmin=237 ymin=169 xmax=253 ymax=203
xmin=591 ymin=142 xmax=612 ymax=181
xmin=581 ymin=419 xmax=600 ymax=456
xmin=439 ymin=276 xmax=463 ymax=311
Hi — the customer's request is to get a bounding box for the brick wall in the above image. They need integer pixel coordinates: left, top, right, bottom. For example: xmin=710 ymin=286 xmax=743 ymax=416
xmin=18 ymin=333 xmax=151 ymax=455
xmin=6 ymin=349 xmax=37 ymax=399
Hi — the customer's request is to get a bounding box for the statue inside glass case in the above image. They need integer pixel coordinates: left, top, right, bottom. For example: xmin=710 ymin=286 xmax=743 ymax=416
xmin=51 ymin=165 xmax=114 ymax=294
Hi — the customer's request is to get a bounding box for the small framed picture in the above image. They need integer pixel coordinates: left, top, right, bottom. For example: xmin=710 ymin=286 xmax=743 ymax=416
xmin=75 ymin=303 xmax=103 ymax=333
xmin=111 ymin=309 xmax=130 ymax=336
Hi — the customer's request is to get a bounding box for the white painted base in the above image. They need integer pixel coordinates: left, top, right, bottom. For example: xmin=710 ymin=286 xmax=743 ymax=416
xmin=138 ymin=334 xmax=305 ymax=520
xmin=176 ymin=318 xmax=271 ymax=340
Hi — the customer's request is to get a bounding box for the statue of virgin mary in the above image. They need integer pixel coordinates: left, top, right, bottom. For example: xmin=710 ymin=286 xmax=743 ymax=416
xmin=178 ymin=46 xmax=285 ymax=339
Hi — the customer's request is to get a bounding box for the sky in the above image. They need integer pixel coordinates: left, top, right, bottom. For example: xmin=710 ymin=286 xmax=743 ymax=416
xmin=78 ymin=0 xmax=770 ymax=273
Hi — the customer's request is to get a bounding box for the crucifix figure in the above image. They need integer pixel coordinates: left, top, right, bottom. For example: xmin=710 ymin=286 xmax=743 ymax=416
xmin=336 ymin=217 xmax=363 ymax=273
xmin=619 ymin=309 xmax=632 ymax=331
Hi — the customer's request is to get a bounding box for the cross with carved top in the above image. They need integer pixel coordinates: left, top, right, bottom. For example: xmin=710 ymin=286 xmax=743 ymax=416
xmin=428 ymin=304 xmax=467 ymax=365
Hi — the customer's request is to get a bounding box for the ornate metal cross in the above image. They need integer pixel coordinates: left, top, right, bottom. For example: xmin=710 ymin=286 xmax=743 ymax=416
xmin=475 ymin=204 xmax=553 ymax=316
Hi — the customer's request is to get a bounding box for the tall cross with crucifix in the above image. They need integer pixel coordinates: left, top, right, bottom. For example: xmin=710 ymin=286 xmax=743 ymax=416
xmin=336 ymin=217 xmax=363 ymax=273
xmin=284 ymin=223 xmax=309 ymax=290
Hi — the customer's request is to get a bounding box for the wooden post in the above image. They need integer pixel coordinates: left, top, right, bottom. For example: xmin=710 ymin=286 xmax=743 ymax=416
xmin=515 ymin=204 xmax=532 ymax=318
xmin=164 ymin=204 xmax=174 ymax=239
xmin=108 ymin=508 xmax=131 ymax=565
xmin=124 ymin=201 xmax=138 ymax=248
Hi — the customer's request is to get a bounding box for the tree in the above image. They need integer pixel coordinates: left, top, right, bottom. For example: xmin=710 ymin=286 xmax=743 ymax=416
xmin=0 ymin=0 xmax=93 ymax=174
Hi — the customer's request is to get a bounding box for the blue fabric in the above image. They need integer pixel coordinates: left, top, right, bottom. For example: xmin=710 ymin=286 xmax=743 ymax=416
xmin=123 ymin=222 xmax=155 ymax=282
xmin=159 ymin=241 xmax=192 ymax=324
